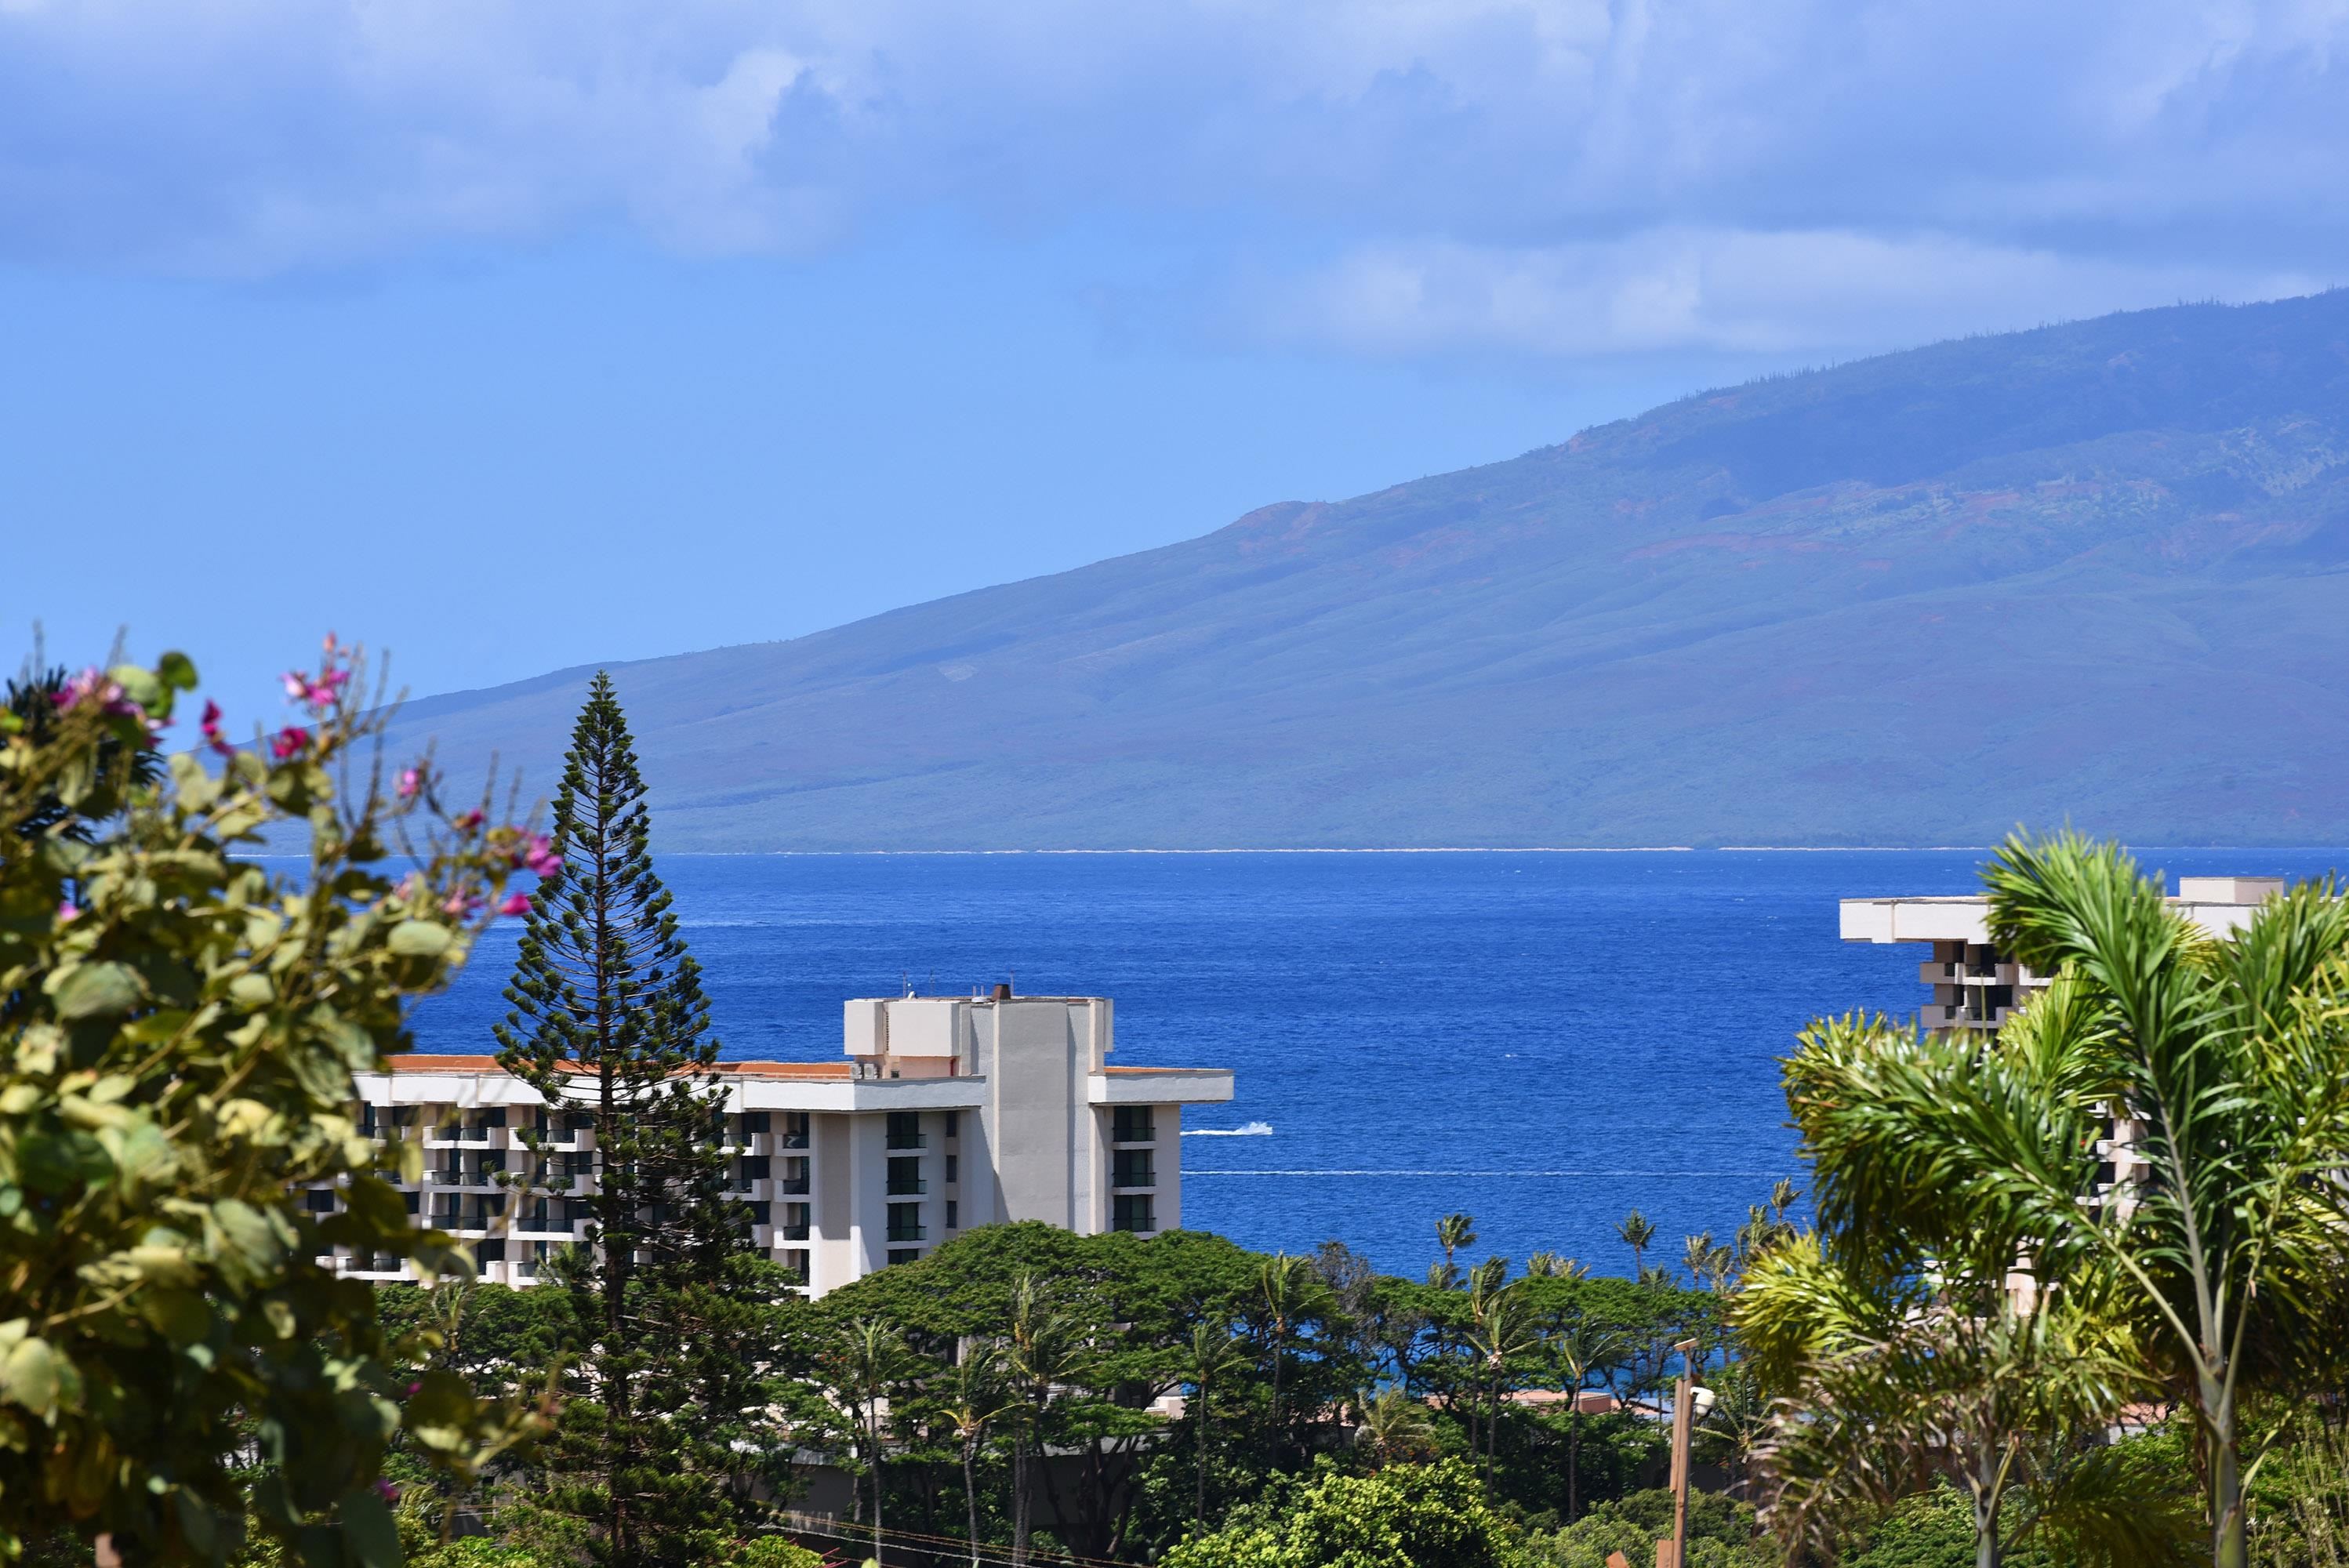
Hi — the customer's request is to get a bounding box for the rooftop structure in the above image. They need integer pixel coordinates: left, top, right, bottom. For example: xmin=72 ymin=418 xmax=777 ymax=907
xmin=334 ymin=992 xmax=1233 ymax=1296
xmin=1840 ymin=876 xmax=2284 ymax=1033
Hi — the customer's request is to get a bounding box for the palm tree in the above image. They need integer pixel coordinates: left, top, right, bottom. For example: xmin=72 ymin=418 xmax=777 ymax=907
xmin=1259 ymin=1253 xmax=1316 ymax=1463
xmin=1436 ymin=1212 xmax=1477 ymax=1275
xmin=1741 ymin=1231 xmax=2173 ymax=1568
xmin=1467 ymin=1283 xmax=1543 ymax=1484
xmin=830 ymin=1316 xmax=917 ymax=1567
xmin=1781 ymin=833 xmax=2349 ymax=1568
xmin=1682 ymin=1230 xmax=1733 ymax=1292
xmin=941 ymin=1344 xmax=1010 ymax=1568
xmin=1007 ymin=1274 xmax=1093 ymax=1567
xmin=1186 ymin=1319 xmax=1246 ymax=1530
xmin=1526 ymin=1251 xmax=1588 ymax=1280
xmin=1549 ymin=1320 xmax=1624 ymax=1520
xmin=1616 ymin=1209 xmax=1656 ymax=1278
xmin=1353 ymin=1388 xmax=1437 ymax=1469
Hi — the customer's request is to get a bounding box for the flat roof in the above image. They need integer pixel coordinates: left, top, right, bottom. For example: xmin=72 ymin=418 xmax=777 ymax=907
xmin=383 ymin=1054 xmax=855 ymax=1081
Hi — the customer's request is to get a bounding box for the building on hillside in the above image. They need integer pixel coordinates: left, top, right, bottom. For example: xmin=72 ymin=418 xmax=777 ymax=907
xmin=329 ymin=990 xmax=1234 ymax=1297
xmin=1839 ymin=875 xmax=2284 ymax=1033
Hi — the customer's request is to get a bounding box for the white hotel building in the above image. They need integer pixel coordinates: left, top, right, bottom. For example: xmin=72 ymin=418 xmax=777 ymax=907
xmin=1839 ymin=875 xmax=2285 ymax=1033
xmin=336 ymin=991 xmax=1234 ymax=1297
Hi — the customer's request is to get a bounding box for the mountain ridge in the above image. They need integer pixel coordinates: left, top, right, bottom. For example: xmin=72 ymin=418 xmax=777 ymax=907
xmin=389 ymin=291 xmax=2349 ymax=850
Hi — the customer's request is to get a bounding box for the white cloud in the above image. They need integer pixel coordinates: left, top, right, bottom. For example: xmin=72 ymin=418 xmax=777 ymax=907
xmin=2 ymin=0 xmax=2346 ymax=352
xmin=1237 ymin=229 xmax=2332 ymax=358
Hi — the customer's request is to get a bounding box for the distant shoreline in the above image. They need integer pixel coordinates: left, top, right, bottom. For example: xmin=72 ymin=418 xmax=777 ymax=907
xmin=647 ymin=844 xmax=2347 ymax=856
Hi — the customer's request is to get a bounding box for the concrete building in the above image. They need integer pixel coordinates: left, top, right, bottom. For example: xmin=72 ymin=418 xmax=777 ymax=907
xmin=1839 ymin=875 xmax=2285 ymax=1033
xmin=334 ymin=991 xmax=1234 ymax=1296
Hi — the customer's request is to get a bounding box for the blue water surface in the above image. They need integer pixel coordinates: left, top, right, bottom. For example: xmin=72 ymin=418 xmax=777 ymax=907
xmin=406 ymin=848 xmax=2347 ymax=1283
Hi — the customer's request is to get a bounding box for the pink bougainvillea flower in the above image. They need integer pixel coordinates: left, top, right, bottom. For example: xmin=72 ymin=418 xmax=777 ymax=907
xmin=397 ymin=767 xmax=423 ymax=800
xmin=442 ymin=890 xmax=484 ymax=918
xmin=507 ymin=833 xmax=564 ymax=879
xmin=53 ymin=668 xmax=142 ymax=719
xmin=454 ymin=810 xmax=485 ymax=832
xmin=56 ymin=901 xmax=79 ymax=922
xmin=199 ymin=700 xmax=236 ymax=757
xmin=269 ymin=725 xmax=312 ymax=760
xmin=497 ymin=892 xmax=532 ymax=916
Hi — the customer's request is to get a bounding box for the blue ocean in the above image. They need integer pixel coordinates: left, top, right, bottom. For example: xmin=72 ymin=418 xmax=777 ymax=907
xmin=406 ymin=848 xmax=2346 ymax=1283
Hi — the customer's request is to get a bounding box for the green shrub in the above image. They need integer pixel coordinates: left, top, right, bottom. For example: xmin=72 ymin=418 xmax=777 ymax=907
xmin=1527 ymin=1488 xmax=1769 ymax=1568
xmin=1164 ymin=1457 xmax=1530 ymax=1568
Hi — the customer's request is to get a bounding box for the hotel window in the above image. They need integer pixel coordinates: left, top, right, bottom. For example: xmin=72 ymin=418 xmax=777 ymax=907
xmin=944 ymin=1111 xmax=960 ymax=1139
xmin=888 ymin=1248 xmax=920 ymax=1266
xmin=779 ymin=1112 xmax=811 ymax=1149
xmin=1113 ymin=1106 xmax=1155 ymax=1144
xmin=946 ymin=1200 xmax=959 ymax=1230
xmin=782 ymin=1203 xmax=811 ymax=1241
xmin=1113 ymin=1149 xmax=1155 ymax=1189
xmin=304 ymin=1189 xmax=336 ymax=1213
xmin=945 ymin=1153 xmax=958 ymax=1184
xmin=887 ymin=1157 xmax=924 ymax=1196
xmin=781 ymin=1157 xmax=810 ymax=1194
xmin=887 ymin=1112 xmax=925 ymax=1150
xmin=887 ymin=1203 xmax=924 ymax=1242
xmin=1113 ymin=1194 xmax=1155 ymax=1233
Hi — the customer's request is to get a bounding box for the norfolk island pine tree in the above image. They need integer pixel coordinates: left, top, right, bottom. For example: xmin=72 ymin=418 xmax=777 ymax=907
xmin=492 ymin=672 xmax=777 ymax=1567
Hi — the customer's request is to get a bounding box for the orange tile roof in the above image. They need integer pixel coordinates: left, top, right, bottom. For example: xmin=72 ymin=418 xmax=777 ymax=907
xmin=381 ymin=1054 xmax=851 ymax=1081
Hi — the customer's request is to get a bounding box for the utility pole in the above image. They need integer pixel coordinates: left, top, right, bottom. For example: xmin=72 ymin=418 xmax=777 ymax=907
xmin=1658 ymin=1337 xmax=1712 ymax=1568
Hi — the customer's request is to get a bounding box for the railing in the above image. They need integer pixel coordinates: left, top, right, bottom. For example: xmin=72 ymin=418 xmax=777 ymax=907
xmin=781 ymin=1224 xmax=811 ymax=1242
xmin=886 ymin=1132 xmax=928 ymax=1150
xmin=778 ymin=1131 xmax=811 ymax=1149
xmin=886 ymin=1178 xmax=926 ymax=1196
xmin=780 ymin=1177 xmax=810 ymax=1195
xmin=886 ymin=1225 xmax=925 ymax=1242
xmin=1112 ymin=1167 xmax=1154 ymax=1190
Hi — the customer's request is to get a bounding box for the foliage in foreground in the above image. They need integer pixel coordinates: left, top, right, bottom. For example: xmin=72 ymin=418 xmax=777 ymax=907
xmin=1759 ymin=834 xmax=2349 ymax=1568
xmin=0 ymin=646 xmax=552 ymax=1563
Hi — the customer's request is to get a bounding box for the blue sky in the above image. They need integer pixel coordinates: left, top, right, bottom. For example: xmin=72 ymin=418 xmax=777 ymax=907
xmin=5 ymin=0 xmax=2341 ymax=706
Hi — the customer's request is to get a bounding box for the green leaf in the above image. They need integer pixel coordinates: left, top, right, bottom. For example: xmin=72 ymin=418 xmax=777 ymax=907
xmin=154 ymin=652 xmax=198 ymax=692
xmin=2 ymin=1337 xmax=62 ymax=1417
xmin=47 ymin=962 xmax=144 ymax=1021
xmin=140 ymin=1288 xmax=212 ymax=1347
xmin=386 ymin=920 xmax=452 ymax=959
xmin=338 ymin=1486 xmax=401 ymax=1568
